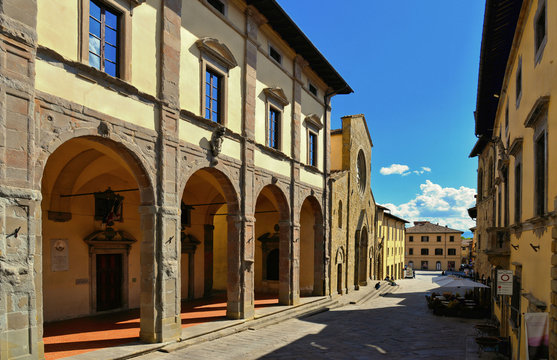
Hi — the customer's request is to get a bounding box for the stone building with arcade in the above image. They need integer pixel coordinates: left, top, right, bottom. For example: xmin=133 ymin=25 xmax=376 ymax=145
xmin=0 ymin=0 xmax=389 ymax=359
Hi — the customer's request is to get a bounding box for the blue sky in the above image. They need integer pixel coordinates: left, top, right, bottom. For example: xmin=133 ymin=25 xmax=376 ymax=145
xmin=280 ymin=0 xmax=485 ymax=235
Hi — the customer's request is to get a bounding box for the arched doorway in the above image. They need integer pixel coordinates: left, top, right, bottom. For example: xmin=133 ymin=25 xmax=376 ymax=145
xmin=180 ymin=167 xmax=240 ymax=320
xmin=299 ymin=196 xmax=324 ymax=297
xmin=358 ymin=227 xmax=368 ymax=286
xmin=255 ymin=185 xmax=292 ymax=305
xmin=40 ymin=136 xmax=155 ymax=358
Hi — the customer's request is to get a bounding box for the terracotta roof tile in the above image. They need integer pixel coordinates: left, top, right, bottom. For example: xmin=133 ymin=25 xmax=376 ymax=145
xmin=406 ymin=221 xmax=463 ymax=234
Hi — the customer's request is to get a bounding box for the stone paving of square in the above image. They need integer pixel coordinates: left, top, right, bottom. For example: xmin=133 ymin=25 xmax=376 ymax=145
xmin=133 ymin=271 xmax=482 ymax=359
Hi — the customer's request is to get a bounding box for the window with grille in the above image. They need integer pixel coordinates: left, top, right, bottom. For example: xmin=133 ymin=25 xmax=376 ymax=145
xmin=421 ymin=248 xmax=429 ymax=255
xmin=435 ymin=248 xmax=443 ymax=256
xmin=448 ymin=248 xmax=456 ymax=256
xmin=89 ymin=1 xmax=119 ymax=77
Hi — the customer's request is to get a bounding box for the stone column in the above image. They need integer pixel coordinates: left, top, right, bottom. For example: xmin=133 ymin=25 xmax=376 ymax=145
xmin=313 ymin=222 xmax=324 ymax=296
xmin=234 ymin=7 xmax=265 ymax=319
xmin=142 ymin=0 xmax=183 ymax=343
xmin=550 ymin=200 xmax=557 ymax=359
xmin=279 ymin=220 xmax=298 ymax=305
xmin=322 ymin=98 xmax=332 ymax=296
xmin=203 ymin=224 xmax=214 ymax=296
xmin=227 ymin=214 xmax=254 ymax=319
xmin=0 ymin=1 xmax=41 ymax=358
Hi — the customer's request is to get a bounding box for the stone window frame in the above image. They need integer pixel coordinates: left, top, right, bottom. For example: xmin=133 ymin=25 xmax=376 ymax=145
xmin=409 ymin=236 xmax=413 ymax=242
xmin=434 ymin=248 xmax=443 ymax=256
xmin=263 ymin=87 xmax=289 ymax=151
xmin=304 ymin=114 xmax=323 ymax=168
xmin=449 ymin=236 xmax=454 ymax=242
xmin=534 ymin=0 xmax=547 ymax=66
xmin=447 ymin=248 xmax=457 ymax=256
xmin=206 ymin=0 xmax=228 ymax=16
xmin=509 ymin=137 xmax=523 ymax=224
xmin=338 ymin=200 xmax=342 ymax=228
xmin=80 ymin=0 xmax=134 ymax=81
xmin=268 ymin=43 xmax=282 ymax=65
xmin=355 ymin=150 xmax=367 ymax=195
xmin=421 ymin=248 xmax=429 ymax=256
xmin=421 ymin=235 xmax=429 ymax=242
xmin=524 ymin=96 xmax=549 ymax=217
xmin=477 ymin=167 xmax=484 ymax=201
xmin=408 ymin=248 xmax=413 ymax=255
xmin=515 ymin=56 xmax=522 ymax=108
xmin=196 ymin=38 xmax=238 ymax=127
xmin=436 ymin=235 xmax=441 ymax=242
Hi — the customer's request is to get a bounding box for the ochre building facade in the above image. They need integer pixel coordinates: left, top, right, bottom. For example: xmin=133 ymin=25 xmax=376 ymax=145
xmin=329 ymin=115 xmax=376 ymax=294
xmin=0 ymin=0 xmax=380 ymax=358
xmin=375 ymin=205 xmax=407 ymax=280
xmin=471 ymin=0 xmax=557 ymax=358
xmin=405 ymin=221 xmax=463 ymax=271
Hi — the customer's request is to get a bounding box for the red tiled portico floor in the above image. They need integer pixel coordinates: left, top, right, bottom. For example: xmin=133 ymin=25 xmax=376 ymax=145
xmin=43 ymin=294 xmax=279 ymax=360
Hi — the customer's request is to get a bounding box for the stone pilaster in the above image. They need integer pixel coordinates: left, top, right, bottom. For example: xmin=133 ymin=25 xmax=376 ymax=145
xmin=322 ymin=97 xmax=332 ymax=296
xmin=0 ymin=1 xmax=40 ymax=358
xmin=550 ymin=207 xmax=557 ymax=359
xmin=142 ymin=0 xmax=183 ymax=343
xmin=279 ymin=220 xmax=298 ymax=305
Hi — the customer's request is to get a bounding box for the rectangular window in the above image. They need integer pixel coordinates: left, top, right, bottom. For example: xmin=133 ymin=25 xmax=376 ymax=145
xmin=268 ymin=107 xmax=280 ymax=150
xmin=89 ymin=0 xmax=119 ymax=77
xmin=269 ymin=46 xmax=282 ymax=64
xmin=535 ymin=3 xmax=546 ymax=54
xmin=408 ymin=248 xmax=413 ymax=255
xmin=505 ymin=102 xmax=509 ymax=132
xmin=421 ymin=261 xmax=428 ymax=270
xmin=421 ymin=248 xmax=429 ymax=255
xmin=435 ymin=248 xmax=443 ymax=256
xmin=516 ymin=58 xmax=522 ymax=107
xmin=205 ymin=69 xmax=222 ymax=123
xmin=207 ymin=0 xmax=225 ymax=14
xmin=421 ymin=236 xmax=429 ymax=242
xmin=535 ymin=132 xmax=546 ymax=216
xmin=515 ymin=161 xmax=521 ymax=223
xmin=436 ymin=236 xmax=441 ymax=242
xmin=308 ymin=131 xmax=317 ymax=166
xmin=309 ymin=83 xmax=318 ymax=96
xmin=449 ymin=236 xmax=454 ymax=242
xmin=448 ymin=248 xmax=456 ymax=256
xmin=409 ymin=236 xmax=413 ymax=242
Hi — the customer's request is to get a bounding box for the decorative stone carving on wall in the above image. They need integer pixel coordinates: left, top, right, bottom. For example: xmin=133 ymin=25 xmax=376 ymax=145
xmin=263 ymin=87 xmax=290 ymax=107
xmin=210 ymin=127 xmax=226 ymax=164
xmin=196 ymin=37 xmax=238 ymax=69
xmin=84 ymin=228 xmax=137 ymax=253
xmin=335 ymin=246 xmax=345 ymax=264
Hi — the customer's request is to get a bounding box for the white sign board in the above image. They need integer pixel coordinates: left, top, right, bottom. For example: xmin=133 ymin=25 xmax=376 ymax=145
xmin=497 ymin=270 xmax=513 ymax=296
xmin=50 ymin=239 xmax=69 ymax=272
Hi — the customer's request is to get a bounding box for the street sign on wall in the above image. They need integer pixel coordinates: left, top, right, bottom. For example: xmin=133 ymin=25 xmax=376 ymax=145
xmin=497 ymin=270 xmax=513 ymax=296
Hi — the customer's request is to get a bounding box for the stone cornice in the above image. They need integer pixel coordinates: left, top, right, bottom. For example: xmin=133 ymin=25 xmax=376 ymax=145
xmin=196 ymin=37 xmax=238 ymax=69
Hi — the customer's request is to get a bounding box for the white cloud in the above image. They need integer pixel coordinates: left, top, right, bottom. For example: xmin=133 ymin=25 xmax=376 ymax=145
xmin=380 ymin=164 xmax=410 ymax=176
xmin=381 ymin=180 xmax=476 ymax=232
xmin=380 ymin=164 xmax=432 ymax=176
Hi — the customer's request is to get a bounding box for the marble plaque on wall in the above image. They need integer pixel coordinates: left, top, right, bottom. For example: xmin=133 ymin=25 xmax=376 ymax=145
xmin=51 ymin=239 xmax=69 ymax=272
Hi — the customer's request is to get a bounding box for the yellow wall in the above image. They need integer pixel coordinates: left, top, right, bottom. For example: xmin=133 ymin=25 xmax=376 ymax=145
xmin=330 ymin=134 xmax=342 ymax=171
xmin=300 ymin=168 xmax=323 ymax=188
xmin=485 ymin=1 xmax=556 ymax=356
xmin=37 ymin=0 xmax=161 ymax=96
xmin=405 ymin=232 xmax=462 ymax=271
xmin=179 ymin=0 xmax=245 ymax=135
xmin=254 ymin=149 xmax=290 ymax=178
xmin=35 ymin=60 xmax=157 ymax=131
xmin=254 ymin=193 xmax=280 ymax=292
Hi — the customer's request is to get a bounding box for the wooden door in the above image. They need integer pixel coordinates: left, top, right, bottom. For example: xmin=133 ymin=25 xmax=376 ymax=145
xmin=96 ymin=254 xmax=123 ymax=311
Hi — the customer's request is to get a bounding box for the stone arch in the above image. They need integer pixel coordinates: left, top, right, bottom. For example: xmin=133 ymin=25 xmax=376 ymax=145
xmin=336 ymin=246 xmax=346 ymax=264
xmin=299 ymin=195 xmax=325 ymax=296
xmin=39 ymin=134 xmax=160 ymax=345
xmin=255 ymin=184 xmax=290 ymax=221
xmin=180 ymin=166 xmax=242 ymax=319
xmin=38 ymin=133 xmax=156 ymax=206
xmin=253 ymin=179 xmax=291 ymax=215
xmin=180 ymin=160 xmax=241 ymax=211
xmin=254 ymin=183 xmax=292 ymax=305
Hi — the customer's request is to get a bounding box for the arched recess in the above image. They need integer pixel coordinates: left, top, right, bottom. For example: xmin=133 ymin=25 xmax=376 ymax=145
xmin=40 ymin=136 xmax=156 ymax=350
xmin=180 ymin=167 xmax=241 ymax=319
xmin=299 ymin=195 xmax=325 ymax=296
xmin=254 ymin=184 xmax=292 ymax=305
xmin=358 ymin=226 xmax=369 ymax=286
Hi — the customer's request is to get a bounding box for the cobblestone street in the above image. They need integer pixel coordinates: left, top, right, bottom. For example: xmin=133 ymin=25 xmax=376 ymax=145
xmin=134 ymin=272 xmax=480 ymax=360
